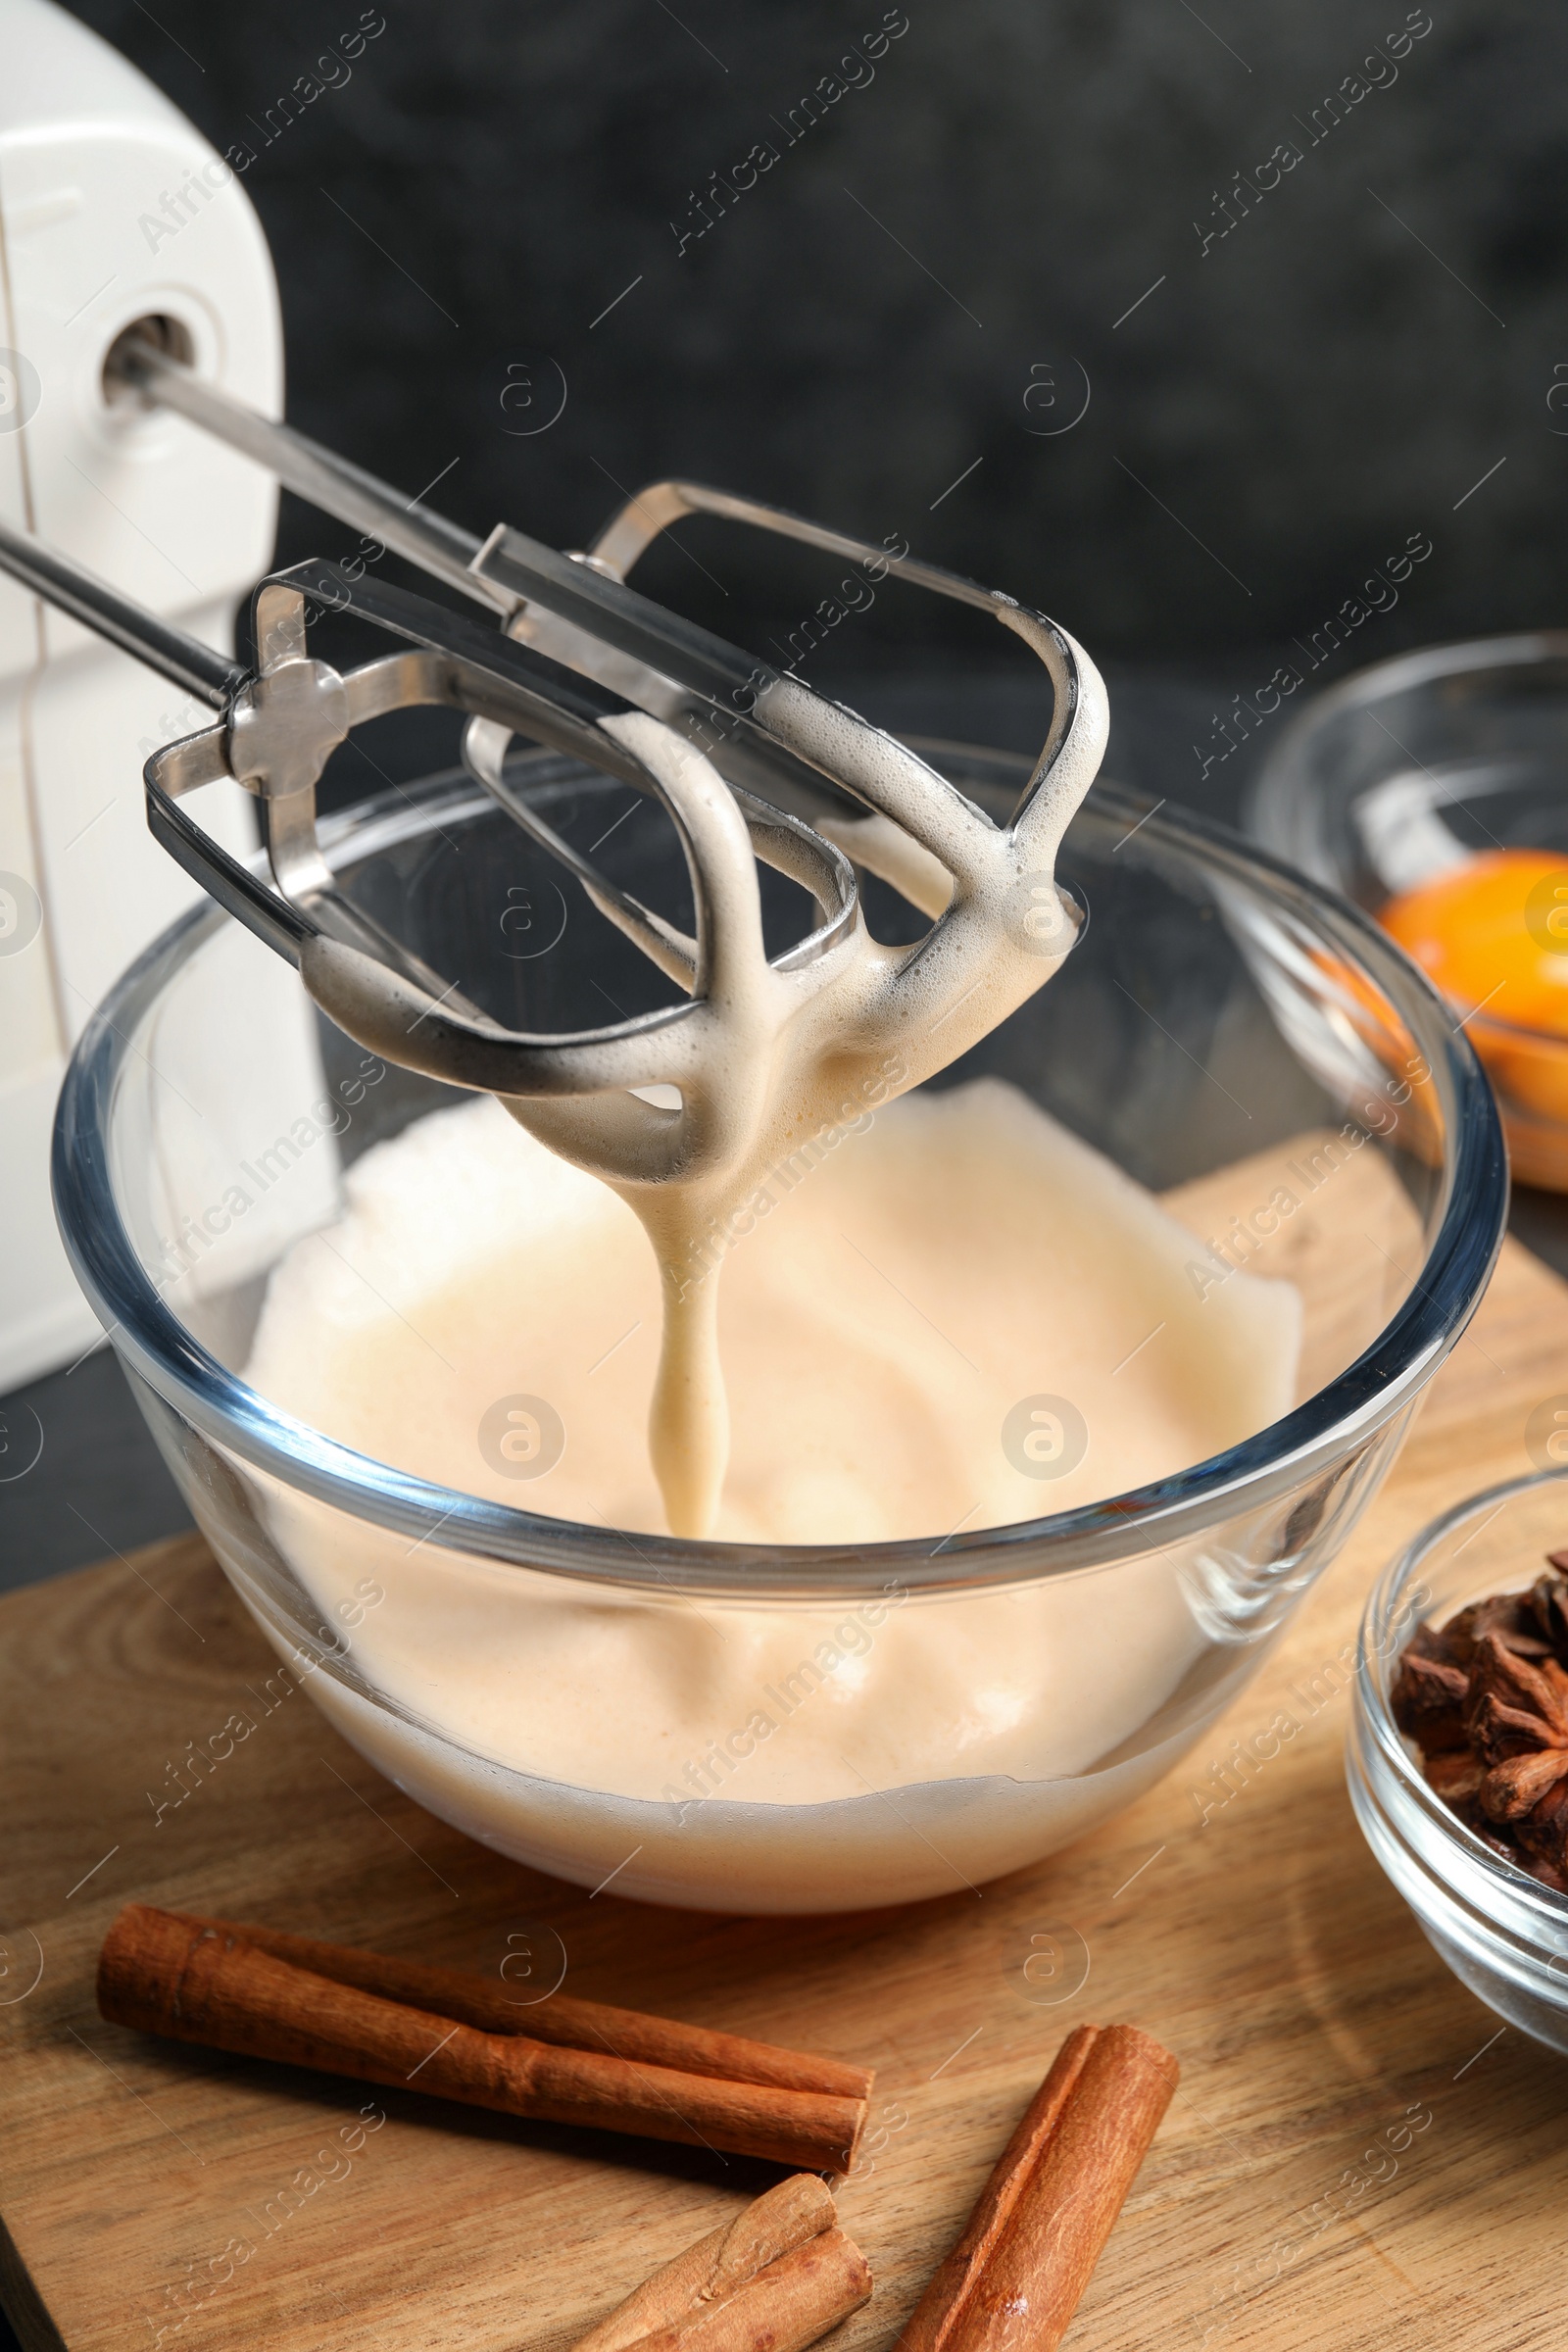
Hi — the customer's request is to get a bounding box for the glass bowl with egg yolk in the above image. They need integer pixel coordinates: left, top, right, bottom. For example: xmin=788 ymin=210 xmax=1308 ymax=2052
xmin=55 ymin=742 xmax=1503 ymax=1911
xmin=1380 ymin=852 xmax=1568 ymax=1167
xmin=1250 ymin=629 xmax=1568 ymax=1188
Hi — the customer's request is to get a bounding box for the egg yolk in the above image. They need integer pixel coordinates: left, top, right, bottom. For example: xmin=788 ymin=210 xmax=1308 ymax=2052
xmin=1381 ymin=850 xmax=1568 ymax=1033
xmin=1381 ymin=850 xmax=1568 ymax=1140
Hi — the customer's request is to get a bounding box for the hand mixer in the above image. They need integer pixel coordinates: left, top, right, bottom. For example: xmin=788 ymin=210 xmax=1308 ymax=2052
xmin=0 ymin=337 xmax=1109 ymax=1531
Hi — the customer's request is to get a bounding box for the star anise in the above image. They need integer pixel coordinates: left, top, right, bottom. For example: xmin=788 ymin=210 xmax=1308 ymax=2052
xmin=1391 ymin=1626 xmax=1469 ymax=1751
xmin=1441 ymin=1592 xmax=1554 ymax=1666
xmin=1470 ymin=1654 xmax=1568 ymax=1870
xmin=1533 ymin=1560 xmax=1568 ymax=1652
xmin=1394 ymin=1557 xmax=1568 ymax=1886
xmin=1465 ymin=1633 xmax=1568 ymax=1765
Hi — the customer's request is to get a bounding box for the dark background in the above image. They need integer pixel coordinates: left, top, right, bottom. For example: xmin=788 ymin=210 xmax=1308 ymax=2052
xmin=57 ymin=0 xmax=1568 ymax=671
xmin=7 ymin=0 xmax=1568 ymax=1599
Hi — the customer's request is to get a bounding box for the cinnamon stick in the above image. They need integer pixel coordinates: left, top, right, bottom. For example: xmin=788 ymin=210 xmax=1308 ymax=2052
xmin=899 ymin=2027 xmax=1098 ymax=2352
xmin=900 ymin=2024 xmax=1176 ymax=2352
xmin=172 ymin=1907 xmax=868 ymax=2099
xmin=569 ymin=2175 xmax=864 ymax=2352
xmin=97 ymin=1906 xmax=867 ymax=2173
xmin=608 ymin=2232 xmax=871 ymax=2352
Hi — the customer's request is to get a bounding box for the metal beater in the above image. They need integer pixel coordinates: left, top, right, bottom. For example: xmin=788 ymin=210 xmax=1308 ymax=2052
xmin=0 ymin=338 xmax=1107 ymax=1157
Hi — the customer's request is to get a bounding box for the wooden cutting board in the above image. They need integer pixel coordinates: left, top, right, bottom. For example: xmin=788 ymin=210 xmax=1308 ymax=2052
xmin=5 ymin=1218 xmax=1568 ymax=2352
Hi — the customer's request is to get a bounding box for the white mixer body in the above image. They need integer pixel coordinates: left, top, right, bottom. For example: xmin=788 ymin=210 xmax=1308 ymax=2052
xmin=0 ymin=0 xmax=323 ymax=1388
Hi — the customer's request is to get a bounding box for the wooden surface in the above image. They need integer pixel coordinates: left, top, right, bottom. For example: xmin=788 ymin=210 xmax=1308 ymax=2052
xmin=6 ymin=1225 xmax=1568 ymax=2352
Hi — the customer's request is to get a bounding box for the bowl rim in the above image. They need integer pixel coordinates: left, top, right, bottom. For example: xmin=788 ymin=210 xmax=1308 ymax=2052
xmin=1352 ymin=1464 xmax=1568 ymax=1922
xmin=52 ymin=754 xmax=1506 ymax=1599
xmin=1248 ymin=625 xmax=1568 ymax=851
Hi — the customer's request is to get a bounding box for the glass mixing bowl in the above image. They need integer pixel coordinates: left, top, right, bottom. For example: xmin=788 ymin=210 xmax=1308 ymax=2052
xmin=1249 ymin=632 xmax=1568 ymax=1187
xmin=54 ymin=745 xmax=1505 ymax=1913
xmin=1348 ymin=1470 xmax=1568 ymax=2054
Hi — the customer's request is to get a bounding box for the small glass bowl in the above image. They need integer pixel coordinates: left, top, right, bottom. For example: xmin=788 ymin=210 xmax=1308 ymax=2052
xmin=55 ymin=747 xmax=1506 ymax=1914
xmin=1249 ymin=632 xmax=1568 ymax=1188
xmin=1348 ymin=1468 xmax=1568 ymax=2053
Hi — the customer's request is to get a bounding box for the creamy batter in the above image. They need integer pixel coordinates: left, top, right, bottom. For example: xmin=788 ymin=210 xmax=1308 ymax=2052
xmin=244 ymin=1080 xmax=1301 ymax=1823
